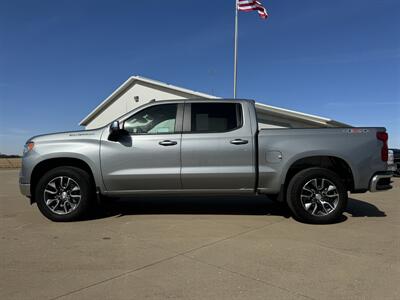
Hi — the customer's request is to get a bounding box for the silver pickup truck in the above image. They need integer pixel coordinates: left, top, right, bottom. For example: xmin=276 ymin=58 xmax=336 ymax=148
xmin=19 ymin=99 xmax=392 ymax=223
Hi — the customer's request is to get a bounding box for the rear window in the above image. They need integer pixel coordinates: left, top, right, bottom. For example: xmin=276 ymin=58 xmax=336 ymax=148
xmin=190 ymin=103 xmax=242 ymax=133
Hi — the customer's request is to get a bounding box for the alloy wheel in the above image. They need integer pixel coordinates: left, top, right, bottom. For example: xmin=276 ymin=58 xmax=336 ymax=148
xmin=300 ymin=178 xmax=340 ymax=216
xmin=43 ymin=176 xmax=81 ymax=215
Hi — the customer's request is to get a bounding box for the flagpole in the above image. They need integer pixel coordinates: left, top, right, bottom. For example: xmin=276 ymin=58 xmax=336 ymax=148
xmin=233 ymin=0 xmax=238 ymax=99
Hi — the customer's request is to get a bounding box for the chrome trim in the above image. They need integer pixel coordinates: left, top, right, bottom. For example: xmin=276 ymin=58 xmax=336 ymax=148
xmin=369 ymin=174 xmax=392 ymax=192
xmin=19 ymin=183 xmax=31 ymax=197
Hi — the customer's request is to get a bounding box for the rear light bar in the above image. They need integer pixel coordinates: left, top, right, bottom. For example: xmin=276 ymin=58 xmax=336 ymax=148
xmin=376 ymin=131 xmax=388 ymax=162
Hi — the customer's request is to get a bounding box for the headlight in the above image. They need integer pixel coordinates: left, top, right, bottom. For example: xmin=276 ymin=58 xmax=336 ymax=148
xmin=23 ymin=141 xmax=35 ymax=154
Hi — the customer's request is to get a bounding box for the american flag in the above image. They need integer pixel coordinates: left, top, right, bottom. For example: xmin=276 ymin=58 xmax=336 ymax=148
xmin=237 ymin=0 xmax=268 ymax=19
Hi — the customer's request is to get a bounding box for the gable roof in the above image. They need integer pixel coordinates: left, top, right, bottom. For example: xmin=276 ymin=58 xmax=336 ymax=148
xmin=79 ymin=76 xmax=219 ymax=126
xmin=79 ymin=75 xmax=349 ymax=127
xmin=254 ymin=102 xmax=348 ymax=127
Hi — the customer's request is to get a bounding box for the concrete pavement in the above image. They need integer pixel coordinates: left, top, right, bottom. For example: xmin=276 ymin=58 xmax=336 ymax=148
xmin=1 ymin=169 xmax=399 ymax=299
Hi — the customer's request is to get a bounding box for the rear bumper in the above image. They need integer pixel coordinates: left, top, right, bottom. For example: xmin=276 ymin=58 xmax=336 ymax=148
xmin=369 ymin=172 xmax=393 ymax=192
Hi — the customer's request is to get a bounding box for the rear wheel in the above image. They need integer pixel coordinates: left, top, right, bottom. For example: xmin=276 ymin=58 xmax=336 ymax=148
xmin=35 ymin=166 xmax=95 ymax=222
xmin=286 ymin=167 xmax=348 ymax=224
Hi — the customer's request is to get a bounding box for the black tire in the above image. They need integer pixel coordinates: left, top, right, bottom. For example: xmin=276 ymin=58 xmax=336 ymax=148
xmin=35 ymin=166 xmax=95 ymax=222
xmin=286 ymin=167 xmax=348 ymax=224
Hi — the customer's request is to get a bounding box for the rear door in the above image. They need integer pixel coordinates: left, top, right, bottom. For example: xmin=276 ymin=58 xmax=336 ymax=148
xmin=180 ymin=102 xmax=255 ymax=192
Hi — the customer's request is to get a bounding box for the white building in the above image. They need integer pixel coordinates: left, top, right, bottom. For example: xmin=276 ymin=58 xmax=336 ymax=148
xmin=79 ymin=76 xmax=348 ymax=129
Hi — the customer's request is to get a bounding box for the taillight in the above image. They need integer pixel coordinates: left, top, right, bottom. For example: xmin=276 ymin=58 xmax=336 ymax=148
xmin=376 ymin=132 xmax=388 ymax=161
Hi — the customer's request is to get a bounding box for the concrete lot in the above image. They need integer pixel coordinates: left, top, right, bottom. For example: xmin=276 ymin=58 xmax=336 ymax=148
xmin=1 ymin=169 xmax=399 ymax=300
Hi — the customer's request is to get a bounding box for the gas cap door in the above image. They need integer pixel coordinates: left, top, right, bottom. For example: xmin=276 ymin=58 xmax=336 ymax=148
xmin=266 ymin=151 xmax=283 ymax=163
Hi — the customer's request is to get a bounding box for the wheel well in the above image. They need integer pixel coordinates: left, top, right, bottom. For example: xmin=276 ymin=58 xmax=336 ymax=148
xmin=284 ymin=156 xmax=354 ymax=193
xmin=30 ymin=158 xmax=96 ymax=202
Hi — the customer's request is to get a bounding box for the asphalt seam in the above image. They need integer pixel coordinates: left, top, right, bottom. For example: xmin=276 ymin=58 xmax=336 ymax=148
xmin=181 ymin=220 xmax=286 ymax=256
xmin=183 ymin=254 xmax=316 ymax=300
xmin=178 ymin=218 xmax=316 ymax=300
xmin=49 ymin=252 xmax=183 ymax=300
xmin=50 ymin=219 xmax=285 ymax=299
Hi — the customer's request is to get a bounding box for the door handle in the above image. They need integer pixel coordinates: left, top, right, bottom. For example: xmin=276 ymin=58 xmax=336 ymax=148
xmin=159 ymin=140 xmax=178 ymax=146
xmin=230 ymin=139 xmax=248 ymax=145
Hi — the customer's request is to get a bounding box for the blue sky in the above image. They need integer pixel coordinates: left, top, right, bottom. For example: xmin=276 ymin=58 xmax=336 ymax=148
xmin=0 ymin=0 xmax=399 ymax=154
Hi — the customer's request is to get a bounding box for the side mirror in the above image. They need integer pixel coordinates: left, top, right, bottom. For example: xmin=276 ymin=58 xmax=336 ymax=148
xmin=109 ymin=121 xmax=120 ymax=134
xmin=108 ymin=121 xmax=121 ymax=140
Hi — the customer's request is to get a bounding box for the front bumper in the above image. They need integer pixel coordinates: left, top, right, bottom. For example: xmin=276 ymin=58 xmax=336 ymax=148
xmin=369 ymin=173 xmax=393 ymax=192
xmin=19 ymin=169 xmax=31 ymax=197
xmin=19 ymin=183 xmax=31 ymax=197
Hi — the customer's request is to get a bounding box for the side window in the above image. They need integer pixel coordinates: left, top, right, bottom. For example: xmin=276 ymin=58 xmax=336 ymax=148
xmin=124 ymin=104 xmax=177 ymax=135
xmin=190 ymin=103 xmax=242 ymax=133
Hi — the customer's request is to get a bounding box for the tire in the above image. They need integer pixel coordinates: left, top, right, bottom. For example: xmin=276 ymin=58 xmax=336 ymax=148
xmin=395 ymin=166 xmax=400 ymax=177
xmin=35 ymin=166 xmax=95 ymax=222
xmin=286 ymin=167 xmax=348 ymax=224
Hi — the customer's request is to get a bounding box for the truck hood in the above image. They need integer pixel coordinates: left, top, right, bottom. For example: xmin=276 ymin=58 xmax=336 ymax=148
xmin=27 ymin=128 xmax=105 ymax=143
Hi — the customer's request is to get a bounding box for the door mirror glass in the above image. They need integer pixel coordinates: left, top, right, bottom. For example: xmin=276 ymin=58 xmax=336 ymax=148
xmin=108 ymin=121 xmax=122 ymax=140
xmin=109 ymin=121 xmax=120 ymax=134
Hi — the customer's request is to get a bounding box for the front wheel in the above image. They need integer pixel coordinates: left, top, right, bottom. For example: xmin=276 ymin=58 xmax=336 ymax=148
xmin=35 ymin=166 xmax=95 ymax=222
xmin=286 ymin=167 xmax=348 ymax=224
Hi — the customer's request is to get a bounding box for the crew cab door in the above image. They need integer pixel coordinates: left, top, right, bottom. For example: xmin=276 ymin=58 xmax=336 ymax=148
xmin=181 ymin=102 xmax=255 ymax=192
xmin=100 ymin=103 xmax=183 ymax=192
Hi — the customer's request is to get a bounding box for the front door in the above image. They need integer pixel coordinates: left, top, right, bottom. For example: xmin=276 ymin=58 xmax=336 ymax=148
xmin=101 ymin=103 xmax=183 ymax=192
xmin=181 ymin=102 xmax=255 ymax=192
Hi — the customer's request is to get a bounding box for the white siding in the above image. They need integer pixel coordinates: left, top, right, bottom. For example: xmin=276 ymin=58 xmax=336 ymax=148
xmin=258 ymin=123 xmax=286 ymax=129
xmin=256 ymin=111 xmax=322 ymax=129
xmin=85 ymin=82 xmax=205 ymax=129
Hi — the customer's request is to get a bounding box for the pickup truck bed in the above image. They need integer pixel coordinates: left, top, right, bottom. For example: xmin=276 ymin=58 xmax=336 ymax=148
xmin=257 ymin=127 xmax=389 ymax=194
